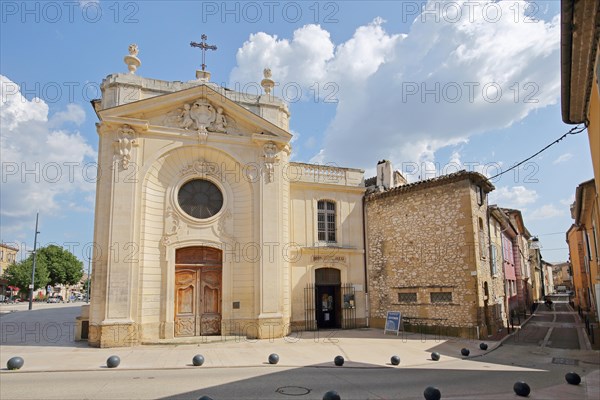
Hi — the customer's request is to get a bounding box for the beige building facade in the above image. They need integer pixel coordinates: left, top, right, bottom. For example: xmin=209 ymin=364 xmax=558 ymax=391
xmin=88 ymin=57 xmax=367 ymax=347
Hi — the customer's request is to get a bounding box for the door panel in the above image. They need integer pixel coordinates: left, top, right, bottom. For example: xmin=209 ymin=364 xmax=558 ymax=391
xmin=175 ymin=270 xmax=197 ymax=337
xmin=174 ymin=247 xmax=222 ymax=337
xmin=200 ymin=269 xmax=221 ymax=335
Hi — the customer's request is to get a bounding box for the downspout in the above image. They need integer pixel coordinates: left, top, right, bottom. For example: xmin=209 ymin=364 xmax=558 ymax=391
xmin=362 ymin=194 xmax=369 ymax=327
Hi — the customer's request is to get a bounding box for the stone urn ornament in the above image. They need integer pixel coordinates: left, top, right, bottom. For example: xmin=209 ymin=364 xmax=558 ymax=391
xmin=124 ymin=44 xmax=141 ymax=74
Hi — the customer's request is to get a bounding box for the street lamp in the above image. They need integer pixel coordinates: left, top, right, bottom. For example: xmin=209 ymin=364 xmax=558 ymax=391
xmin=530 ymin=237 xmax=544 ymax=299
xmin=28 ymin=212 xmax=40 ymax=311
xmin=86 ymin=247 xmax=91 ymax=304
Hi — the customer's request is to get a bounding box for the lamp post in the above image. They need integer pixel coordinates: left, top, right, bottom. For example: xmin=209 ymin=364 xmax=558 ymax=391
xmin=86 ymin=248 xmax=91 ymax=304
xmin=28 ymin=212 xmax=40 ymax=311
xmin=530 ymin=237 xmax=544 ymax=300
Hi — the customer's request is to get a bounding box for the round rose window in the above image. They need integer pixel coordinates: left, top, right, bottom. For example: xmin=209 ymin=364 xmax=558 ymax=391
xmin=177 ymin=179 xmax=223 ymax=219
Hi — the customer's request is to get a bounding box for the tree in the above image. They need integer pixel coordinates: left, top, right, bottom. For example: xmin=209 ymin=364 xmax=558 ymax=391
xmin=36 ymin=245 xmax=84 ymax=286
xmin=2 ymin=258 xmax=50 ymax=293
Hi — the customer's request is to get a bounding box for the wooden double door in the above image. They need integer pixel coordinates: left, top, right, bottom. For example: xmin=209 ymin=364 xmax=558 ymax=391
xmin=175 ymin=247 xmax=222 ymax=337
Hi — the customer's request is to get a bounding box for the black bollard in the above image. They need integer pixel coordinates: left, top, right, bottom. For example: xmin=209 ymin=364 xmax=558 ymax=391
xmin=460 ymin=348 xmax=470 ymax=357
xmin=192 ymin=354 xmax=205 ymax=366
xmin=513 ymin=381 xmax=530 ymax=397
xmin=323 ymin=390 xmax=341 ymax=400
xmin=334 ymin=356 xmax=344 ymax=366
xmin=6 ymin=357 xmax=24 ymax=370
xmin=390 ymin=355 xmax=400 ymax=365
xmin=479 ymin=343 xmax=488 ymax=350
xmin=423 ymin=386 xmax=441 ymax=400
xmin=430 ymin=352 xmax=440 ymax=361
xmin=565 ymin=372 xmax=581 ymax=385
xmin=268 ymin=353 xmax=279 ymax=365
xmin=106 ymin=355 xmax=121 ymax=368
xmin=198 ymin=396 xmax=214 ymax=400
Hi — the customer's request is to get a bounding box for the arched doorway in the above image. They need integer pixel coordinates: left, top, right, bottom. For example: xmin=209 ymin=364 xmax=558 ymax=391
xmin=174 ymin=246 xmax=222 ymax=337
xmin=315 ymin=268 xmax=341 ymax=329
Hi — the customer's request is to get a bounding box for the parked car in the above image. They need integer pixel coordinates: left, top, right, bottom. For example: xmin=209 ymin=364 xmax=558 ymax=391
xmin=47 ymin=295 xmax=63 ymax=303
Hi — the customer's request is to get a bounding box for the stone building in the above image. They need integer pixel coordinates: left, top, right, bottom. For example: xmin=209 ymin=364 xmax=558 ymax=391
xmin=365 ymin=164 xmax=504 ymax=338
xmin=0 ymin=243 xmax=19 ymax=299
xmin=87 ymin=47 xmax=367 ymax=347
xmin=552 ymin=262 xmax=573 ymax=291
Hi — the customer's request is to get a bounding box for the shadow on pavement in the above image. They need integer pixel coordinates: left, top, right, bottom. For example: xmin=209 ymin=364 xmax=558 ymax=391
xmin=0 ymin=304 xmax=86 ymax=348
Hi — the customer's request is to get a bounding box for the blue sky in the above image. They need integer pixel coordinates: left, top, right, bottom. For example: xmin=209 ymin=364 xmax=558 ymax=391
xmin=0 ymin=0 xmax=594 ymax=263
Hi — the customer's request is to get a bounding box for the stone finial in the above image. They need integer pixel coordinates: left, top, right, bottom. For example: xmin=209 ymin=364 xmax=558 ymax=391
xmin=124 ymin=44 xmax=141 ymax=74
xmin=261 ymin=67 xmax=275 ymax=95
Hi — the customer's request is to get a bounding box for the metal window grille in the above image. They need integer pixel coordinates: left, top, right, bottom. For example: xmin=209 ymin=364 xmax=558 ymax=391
xmin=430 ymin=292 xmax=452 ymax=303
xmin=398 ymin=292 xmax=417 ymax=303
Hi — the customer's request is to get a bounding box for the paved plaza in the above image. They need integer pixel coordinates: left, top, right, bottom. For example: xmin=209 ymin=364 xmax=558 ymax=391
xmin=0 ymin=302 xmax=598 ymax=399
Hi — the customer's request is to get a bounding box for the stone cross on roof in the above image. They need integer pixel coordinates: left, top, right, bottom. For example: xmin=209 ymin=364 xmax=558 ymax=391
xmin=190 ymin=34 xmax=217 ymax=72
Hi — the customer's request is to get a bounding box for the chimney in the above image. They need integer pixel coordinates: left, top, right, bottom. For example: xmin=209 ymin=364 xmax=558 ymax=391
xmin=376 ymin=160 xmax=394 ymax=190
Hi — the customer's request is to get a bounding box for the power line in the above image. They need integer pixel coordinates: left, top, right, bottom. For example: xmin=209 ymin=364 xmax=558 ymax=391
xmin=488 ymin=124 xmax=587 ymax=180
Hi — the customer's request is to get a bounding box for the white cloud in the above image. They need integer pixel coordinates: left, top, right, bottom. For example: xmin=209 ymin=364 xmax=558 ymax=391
xmin=528 ymin=204 xmax=565 ymax=221
xmin=0 ymin=76 xmax=96 ymax=224
xmin=560 ymin=195 xmax=575 ymax=206
xmin=309 ymin=149 xmax=326 ymax=164
xmin=50 ymin=103 xmax=86 ymax=127
xmin=553 ymin=153 xmax=573 ymax=164
xmin=231 ymin=1 xmax=560 ymax=169
xmin=489 ymin=186 xmax=538 ymax=208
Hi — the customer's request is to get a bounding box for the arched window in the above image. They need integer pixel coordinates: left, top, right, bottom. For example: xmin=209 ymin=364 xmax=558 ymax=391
xmin=317 ymin=200 xmax=336 ymax=243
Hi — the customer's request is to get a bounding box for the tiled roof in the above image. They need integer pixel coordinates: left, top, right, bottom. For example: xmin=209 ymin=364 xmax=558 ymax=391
xmin=365 ymin=170 xmax=494 ymax=200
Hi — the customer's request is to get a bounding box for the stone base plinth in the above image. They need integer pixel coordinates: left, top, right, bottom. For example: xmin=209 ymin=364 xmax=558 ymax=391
xmin=88 ymin=321 xmax=139 ymax=348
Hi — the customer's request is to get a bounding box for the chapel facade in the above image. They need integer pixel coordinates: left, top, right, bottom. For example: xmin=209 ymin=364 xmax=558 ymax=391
xmin=87 ymin=48 xmax=367 ymax=347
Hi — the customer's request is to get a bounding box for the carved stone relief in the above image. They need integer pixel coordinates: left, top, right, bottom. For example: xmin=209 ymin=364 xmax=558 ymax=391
xmin=180 ymin=158 xmax=219 ymax=177
xmin=263 ymin=141 xmax=279 ymax=183
xmin=217 ymin=209 xmax=233 ymax=239
xmin=164 ymin=98 xmax=234 ymax=138
xmin=114 ymin=124 xmax=138 ymax=170
xmin=162 ymin=206 xmax=181 ymax=246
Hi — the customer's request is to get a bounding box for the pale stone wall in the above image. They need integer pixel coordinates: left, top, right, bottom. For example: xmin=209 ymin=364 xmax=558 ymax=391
xmin=289 ymin=167 xmax=367 ymax=330
xmin=366 ymin=175 xmax=498 ymax=338
xmin=89 ymin=74 xmax=295 ymax=346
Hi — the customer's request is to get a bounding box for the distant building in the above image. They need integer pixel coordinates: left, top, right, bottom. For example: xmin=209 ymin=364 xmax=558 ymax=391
xmin=0 ymin=243 xmax=19 ymax=300
xmin=502 ymin=209 xmax=535 ymax=311
xmin=365 ymin=164 xmax=504 ymax=338
xmin=552 ymin=262 xmax=573 ymax=290
xmin=489 ymin=206 xmax=519 ymax=321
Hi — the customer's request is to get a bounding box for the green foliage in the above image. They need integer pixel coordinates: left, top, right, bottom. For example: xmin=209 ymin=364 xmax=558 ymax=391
xmin=1 ymin=245 xmax=83 ymax=291
xmin=36 ymin=245 xmax=84 ymax=286
xmin=2 ymin=258 xmax=50 ymax=292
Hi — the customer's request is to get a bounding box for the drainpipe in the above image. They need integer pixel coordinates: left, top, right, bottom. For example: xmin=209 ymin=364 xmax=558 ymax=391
xmin=362 ymin=195 xmax=369 ymax=327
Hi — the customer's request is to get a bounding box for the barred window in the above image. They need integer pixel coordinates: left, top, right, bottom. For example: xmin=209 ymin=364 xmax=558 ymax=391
xmin=398 ymin=293 xmax=417 ymax=303
xmin=317 ymin=200 xmax=336 ymax=243
xmin=430 ymin=292 xmax=452 ymax=303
